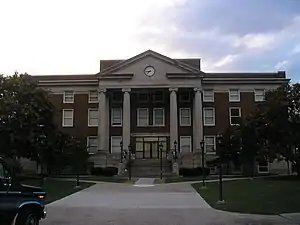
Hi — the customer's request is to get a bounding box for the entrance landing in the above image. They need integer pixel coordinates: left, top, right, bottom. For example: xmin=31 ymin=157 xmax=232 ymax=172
xmin=134 ymin=178 xmax=155 ymax=187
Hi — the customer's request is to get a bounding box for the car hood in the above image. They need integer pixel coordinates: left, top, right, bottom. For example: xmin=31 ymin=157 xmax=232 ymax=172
xmin=20 ymin=184 xmax=44 ymax=193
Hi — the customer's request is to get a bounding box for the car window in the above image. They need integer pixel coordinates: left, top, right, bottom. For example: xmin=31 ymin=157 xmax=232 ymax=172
xmin=0 ymin=163 xmax=10 ymax=179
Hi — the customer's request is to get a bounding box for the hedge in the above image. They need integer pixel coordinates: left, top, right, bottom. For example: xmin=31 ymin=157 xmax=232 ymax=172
xmin=179 ymin=167 xmax=210 ymax=177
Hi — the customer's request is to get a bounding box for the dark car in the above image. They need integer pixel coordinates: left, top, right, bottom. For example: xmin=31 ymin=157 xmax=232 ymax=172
xmin=0 ymin=157 xmax=46 ymax=225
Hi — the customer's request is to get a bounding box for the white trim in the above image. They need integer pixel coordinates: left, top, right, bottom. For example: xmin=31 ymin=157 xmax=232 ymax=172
xmin=203 ymin=89 xmax=214 ymax=102
xmin=88 ymin=108 xmax=98 ymax=127
xmin=62 ymin=109 xmax=74 ymax=127
xmin=229 ymin=89 xmax=240 ymax=102
xmin=254 ymin=89 xmax=265 ymax=102
xmin=86 ymin=136 xmax=98 ymax=154
xmin=111 ymin=108 xmax=122 ymax=127
xmin=229 ymin=107 xmax=242 ymax=126
xmin=110 ymin=136 xmax=122 ymax=154
xmin=179 ymin=136 xmax=192 ymax=153
xmin=153 ymin=108 xmax=165 ymax=126
xmin=203 ymin=107 xmax=215 ymax=126
xmin=63 ymin=90 xmax=74 ymax=103
xmin=137 ymin=108 xmax=149 ymax=127
xmin=88 ymin=90 xmax=99 ymax=103
xmin=204 ymin=136 xmax=216 ymax=154
xmin=179 ymin=108 xmax=191 ymax=126
xmin=257 ymin=161 xmax=270 ymax=174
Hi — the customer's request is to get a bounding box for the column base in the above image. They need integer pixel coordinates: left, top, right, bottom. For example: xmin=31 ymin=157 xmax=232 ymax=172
xmin=172 ymin=162 xmax=179 ymax=175
xmin=216 ymin=200 xmax=226 ymax=205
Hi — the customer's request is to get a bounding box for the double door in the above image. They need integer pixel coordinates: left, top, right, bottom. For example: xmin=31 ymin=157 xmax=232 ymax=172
xmin=135 ymin=137 xmax=167 ymax=159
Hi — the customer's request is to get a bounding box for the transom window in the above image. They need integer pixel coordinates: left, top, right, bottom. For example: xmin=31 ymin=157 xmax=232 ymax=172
xmin=180 ymin=108 xmax=191 ymax=126
xmin=111 ymin=108 xmax=122 ymax=126
xmin=203 ymin=89 xmax=214 ymax=102
xmin=137 ymin=108 xmax=149 ymax=126
xmin=230 ymin=107 xmax=241 ymax=125
xmin=111 ymin=136 xmax=122 ymax=153
xmin=112 ymin=92 xmax=122 ymax=103
xmin=89 ymin=91 xmax=98 ymax=103
xmin=153 ymin=108 xmax=165 ymax=126
xmin=62 ymin=109 xmax=74 ymax=127
xmin=180 ymin=136 xmax=191 ymax=153
xmin=63 ymin=91 xmax=74 ymax=103
xmin=88 ymin=108 xmax=98 ymax=127
xmin=204 ymin=136 xmax=216 ymax=154
xmin=229 ymin=89 xmax=240 ymax=102
xmin=153 ymin=91 xmax=164 ymax=102
xmin=87 ymin=136 xmax=98 ymax=154
xmin=255 ymin=89 xmax=265 ymax=102
xmin=203 ymin=108 xmax=215 ymax=126
xmin=179 ymin=91 xmax=190 ymax=102
xmin=138 ymin=93 xmax=149 ymax=103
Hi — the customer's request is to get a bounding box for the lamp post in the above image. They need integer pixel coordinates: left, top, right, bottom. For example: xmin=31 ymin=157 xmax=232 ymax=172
xmin=159 ymin=142 xmax=163 ymax=180
xmin=120 ymin=141 xmax=123 ymax=163
xmin=200 ymin=140 xmax=206 ymax=189
xmin=216 ymin=133 xmax=225 ymax=204
xmin=173 ymin=140 xmax=178 ymax=161
xmin=128 ymin=144 xmax=132 ymax=180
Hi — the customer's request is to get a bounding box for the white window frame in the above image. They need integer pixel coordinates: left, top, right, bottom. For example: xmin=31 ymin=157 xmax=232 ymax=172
xmin=137 ymin=108 xmax=149 ymax=127
xmin=88 ymin=90 xmax=99 ymax=103
xmin=257 ymin=157 xmax=270 ymax=174
xmin=86 ymin=136 xmax=98 ymax=154
xmin=111 ymin=136 xmax=122 ymax=154
xmin=111 ymin=108 xmax=122 ymax=127
xmin=254 ymin=89 xmax=265 ymax=102
xmin=229 ymin=89 xmax=240 ymax=102
xmin=153 ymin=108 xmax=165 ymax=126
xmin=63 ymin=90 xmax=74 ymax=103
xmin=179 ymin=136 xmax=192 ymax=153
xmin=229 ymin=107 xmax=242 ymax=126
xmin=88 ymin=108 xmax=98 ymax=127
xmin=179 ymin=108 xmax=191 ymax=126
xmin=204 ymin=136 xmax=216 ymax=154
xmin=203 ymin=107 xmax=215 ymax=126
xmin=203 ymin=89 xmax=214 ymax=102
xmin=62 ymin=109 xmax=74 ymax=127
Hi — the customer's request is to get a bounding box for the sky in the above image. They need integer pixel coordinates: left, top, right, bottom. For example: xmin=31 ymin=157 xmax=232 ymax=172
xmin=0 ymin=0 xmax=299 ymax=82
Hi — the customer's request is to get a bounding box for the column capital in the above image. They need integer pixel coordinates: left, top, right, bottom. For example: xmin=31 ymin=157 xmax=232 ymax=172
xmin=122 ymin=88 xmax=131 ymax=93
xmin=194 ymin=87 xmax=202 ymax=93
xmin=99 ymin=88 xmax=106 ymax=93
xmin=169 ymin=87 xmax=178 ymax=92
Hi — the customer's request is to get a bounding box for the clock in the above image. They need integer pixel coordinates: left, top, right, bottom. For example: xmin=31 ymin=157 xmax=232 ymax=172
xmin=144 ymin=66 xmax=155 ymax=77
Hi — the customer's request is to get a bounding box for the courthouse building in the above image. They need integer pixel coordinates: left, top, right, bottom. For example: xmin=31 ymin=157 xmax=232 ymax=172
xmin=34 ymin=50 xmax=289 ymax=175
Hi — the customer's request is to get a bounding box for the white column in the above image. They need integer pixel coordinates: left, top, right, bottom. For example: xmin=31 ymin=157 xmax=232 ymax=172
xmin=122 ymin=88 xmax=131 ymax=149
xmin=193 ymin=88 xmax=203 ymax=152
xmin=98 ymin=88 xmax=107 ymax=152
xmin=169 ymin=88 xmax=178 ymax=150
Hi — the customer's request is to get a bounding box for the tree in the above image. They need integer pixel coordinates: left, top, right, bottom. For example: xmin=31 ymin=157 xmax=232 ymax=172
xmin=0 ymin=73 xmax=54 ymax=160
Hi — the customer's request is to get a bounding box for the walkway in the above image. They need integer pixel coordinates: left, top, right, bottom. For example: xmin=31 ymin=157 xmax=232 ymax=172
xmin=41 ymin=182 xmax=296 ymax=225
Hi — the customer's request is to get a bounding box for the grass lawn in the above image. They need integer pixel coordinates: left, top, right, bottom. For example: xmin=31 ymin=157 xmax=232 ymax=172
xmin=21 ymin=178 xmax=95 ymax=204
xmin=165 ymin=174 xmax=244 ymax=183
xmin=49 ymin=175 xmax=137 ymax=183
xmin=192 ymin=176 xmax=300 ymax=215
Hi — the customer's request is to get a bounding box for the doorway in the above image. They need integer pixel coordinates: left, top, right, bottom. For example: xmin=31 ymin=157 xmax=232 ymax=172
xmin=135 ymin=137 xmax=167 ymax=159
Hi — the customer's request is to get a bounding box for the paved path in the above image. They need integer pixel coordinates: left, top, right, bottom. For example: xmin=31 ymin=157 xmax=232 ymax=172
xmin=41 ymin=182 xmax=297 ymax=225
xmin=134 ymin=178 xmax=155 ymax=187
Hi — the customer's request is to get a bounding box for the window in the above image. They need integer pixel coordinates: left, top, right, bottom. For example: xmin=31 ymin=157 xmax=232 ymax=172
xmin=89 ymin=91 xmax=98 ymax=103
xmin=138 ymin=93 xmax=149 ymax=103
xmin=255 ymin=89 xmax=265 ymax=102
xmin=137 ymin=108 xmax=149 ymax=126
xmin=203 ymin=89 xmax=214 ymax=102
xmin=112 ymin=92 xmax=122 ymax=103
xmin=153 ymin=91 xmax=164 ymax=102
xmin=230 ymin=107 xmax=241 ymax=125
xmin=203 ymin=108 xmax=215 ymax=126
xmin=204 ymin=136 xmax=216 ymax=154
xmin=180 ymin=108 xmax=191 ymax=126
xmin=88 ymin=108 xmax=98 ymax=127
xmin=87 ymin=136 xmax=98 ymax=154
xmin=179 ymin=91 xmax=190 ymax=102
xmin=62 ymin=109 xmax=74 ymax=127
xmin=153 ymin=108 xmax=164 ymax=126
xmin=258 ymin=157 xmax=269 ymax=173
xmin=111 ymin=136 xmax=122 ymax=153
xmin=111 ymin=108 xmax=122 ymax=126
xmin=0 ymin=163 xmax=10 ymax=179
xmin=229 ymin=89 xmax=240 ymax=102
xmin=180 ymin=136 xmax=191 ymax=153
xmin=63 ymin=90 xmax=74 ymax=103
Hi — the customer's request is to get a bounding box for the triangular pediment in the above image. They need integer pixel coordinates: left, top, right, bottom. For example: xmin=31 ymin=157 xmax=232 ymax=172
xmin=99 ymin=50 xmax=200 ymax=75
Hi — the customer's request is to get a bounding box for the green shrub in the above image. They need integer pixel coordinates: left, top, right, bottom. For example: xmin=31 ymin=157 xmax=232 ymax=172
xmin=89 ymin=167 xmax=118 ymax=176
xmin=179 ymin=167 xmax=210 ymax=177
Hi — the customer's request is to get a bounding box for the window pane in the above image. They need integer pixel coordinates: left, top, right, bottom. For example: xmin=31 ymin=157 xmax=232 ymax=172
xmin=153 ymin=91 xmax=164 ymax=102
xmin=138 ymin=108 xmax=148 ymax=126
xmin=180 ymin=137 xmax=191 ymax=153
xmin=112 ymin=108 xmax=122 ymax=125
xmin=205 ymin=117 xmax=214 ymax=125
xmin=111 ymin=136 xmax=122 ymax=153
xmin=231 ymin=108 xmax=240 ymax=117
xmin=204 ymin=137 xmax=215 ymax=153
xmin=89 ymin=91 xmax=98 ymax=102
xmin=64 ymin=110 xmax=73 ymax=118
xmin=203 ymin=90 xmax=214 ymax=102
xmin=204 ymin=109 xmax=214 ymax=117
xmin=181 ymin=108 xmax=190 ymax=117
xmin=231 ymin=117 xmax=240 ymax=125
xmin=64 ymin=118 xmax=73 ymax=125
xmin=138 ymin=93 xmax=148 ymax=102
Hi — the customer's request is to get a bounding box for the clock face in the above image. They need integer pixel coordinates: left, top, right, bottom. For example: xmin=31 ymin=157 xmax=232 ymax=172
xmin=144 ymin=66 xmax=155 ymax=77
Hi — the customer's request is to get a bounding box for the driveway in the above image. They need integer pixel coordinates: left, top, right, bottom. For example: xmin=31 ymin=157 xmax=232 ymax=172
xmin=41 ymin=182 xmax=296 ymax=225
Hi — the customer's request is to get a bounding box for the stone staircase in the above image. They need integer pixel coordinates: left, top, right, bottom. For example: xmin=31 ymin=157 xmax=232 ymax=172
xmin=130 ymin=158 xmax=173 ymax=178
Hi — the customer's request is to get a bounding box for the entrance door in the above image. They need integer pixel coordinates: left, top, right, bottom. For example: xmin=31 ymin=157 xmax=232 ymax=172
xmin=135 ymin=137 xmax=167 ymax=159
